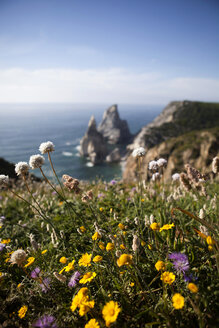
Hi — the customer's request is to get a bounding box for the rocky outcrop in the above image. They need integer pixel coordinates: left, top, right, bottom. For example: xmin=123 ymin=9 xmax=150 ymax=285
xmin=0 ymin=157 xmax=17 ymax=179
xmin=106 ymin=148 xmax=121 ymax=163
xmin=80 ymin=116 xmax=108 ymax=164
xmin=123 ymin=127 xmax=219 ymax=182
xmin=98 ymin=105 xmax=132 ymax=144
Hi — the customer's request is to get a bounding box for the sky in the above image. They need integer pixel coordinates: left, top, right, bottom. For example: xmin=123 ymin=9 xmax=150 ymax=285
xmin=0 ymin=0 xmax=219 ymax=105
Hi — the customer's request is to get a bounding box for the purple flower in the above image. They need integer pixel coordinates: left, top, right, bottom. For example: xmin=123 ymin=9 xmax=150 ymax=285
xmin=40 ymin=278 xmax=51 ymax=293
xmin=131 ymin=187 xmax=136 ymax=193
xmin=33 ymin=315 xmax=57 ymax=328
xmin=110 ymin=180 xmax=117 ymax=185
xmin=0 ymin=196 xmax=3 ymax=200
xmin=68 ymin=271 xmax=81 ymax=288
xmin=98 ymin=193 xmax=105 ymax=198
xmin=52 ymin=191 xmax=57 ymax=195
xmin=31 ymin=267 xmax=41 ymax=278
xmin=169 ymin=252 xmax=189 ymax=273
xmin=0 ymin=243 xmax=6 ymax=251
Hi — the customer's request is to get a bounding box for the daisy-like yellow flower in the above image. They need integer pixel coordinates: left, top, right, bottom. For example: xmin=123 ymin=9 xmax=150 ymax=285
xmin=155 ymin=260 xmax=166 ymax=271
xmin=117 ymin=254 xmax=133 ymax=267
xmin=99 ymin=207 xmax=103 ymax=212
xmin=98 ymin=241 xmax=105 ymax=250
xmin=206 ymin=236 xmax=215 ymax=246
xmin=106 ymin=243 xmax=114 ymax=251
xmin=161 ymin=271 xmax=175 ymax=285
xmin=150 ymin=222 xmax=160 ymax=231
xmin=24 ymin=257 xmax=35 ymax=268
xmin=93 ymin=255 xmax=103 ymax=263
xmin=141 ymin=198 xmax=145 ymax=202
xmin=120 ymin=244 xmax=126 ymax=250
xmin=172 ymin=293 xmax=184 ymax=309
xmin=102 ymin=300 xmax=121 ymax=327
xmin=79 ymin=300 xmax=95 ymax=316
xmin=18 ymin=305 xmax=28 ymax=318
xmin=80 ymin=226 xmax=86 ymax=233
xmin=118 ymin=223 xmax=125 ymax=230
xmin=187 ymin=283 xmax=198 ymax=293
xmin=1 ymin=239 xmax=11 ymax=244
xmin=123 ymin=231 xmax=127 ymax=236
xmin=70 ymin=287 xmax=95 ymax=316
xmin=92 ymin=231 xmax=101 ymax=241
xmin=160 ymin=223 xmax=175 ymax=232
xmin=79 ymin=272 xmax=97 ymax=284
xmin=130 ymin=282 xmax=135 ymax=287
xmin=59 ymin=256 xmax=67 ymax=264
xmin=85 ymin=318 xmax=100 ymax=328
xmin=64 ymin=260 xmax=75 ymax=272
xmin=79 ymin=253 xmax=92 ymax=267
xmin=41 ymin=249 xmax=47 ymax=255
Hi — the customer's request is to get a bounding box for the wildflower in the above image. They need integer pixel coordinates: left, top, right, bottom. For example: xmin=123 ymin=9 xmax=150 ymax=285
xmin=79 ymin=253 xmax=92 ymax=267
xmin=24 ymin=256 xmax=35 ymax=268
xmin=120 ymin=244 xmax=126 ymax=250
xmin=150 ymin=222 xmax=160 ymax=231
xmin=18 ymin=305 xmax=28 ymax=319
xmin=40 ymin=278 xmax=50 ymax=293
xmin=118 ymin=223 xmax=125 ymax=230
xmin=148 ymin=160 xmax=158 ymax=171
xmin=29 ymin=154 xmax=45 ymax=169
xmin=41 ymin=249 xmax=47 ymax=255
xmin=141 ymin=240 xmax=146 ymax=246
xmin=15 ymin=162 xmax=29 ymax=176
xmin=98 ymin=241 xmax=105 ymax=250
xmin=160 ymin=223 xmax=175 ymax=232
xmin=68 ymin=271 xmax=81 ymax=288
xmin=53 ymin=272 xmax=67 ymax=283
xmin=102 ymin=300 xmax=121 ymax=327
xmin=130 ymin=282 xmax=135 ymax=287
xmin=1 ymin=238 xmax=10 ymax=244
xmin=110 ymin=179 xmax=117 ymax=185
xmin=0 ymin=243 xmax=6 ymax=251
xmin=33 ymin=315 xmax=57 ymax=328
xmin=172 ymin=293 xmax=184 ymax=309
xmin=10 ymin=249 xmax=26 ymax=265
xmin=39 ymin=141 xmax=55 ymax=154
xmin=152 ymin=172 xmax=160 ymax=181
xmin=31 ymin=267 xmax=41 ymax=279
xmin=117 ymin=254 xmax=133 ymax=267
xmin=157 ymin=158 xmax=167 ymax=167
xmin=62 ymin=260 xmax=75 ymax=272
xmin=160 ymin=271 xmax=175 ymax=285
xmin=206 ymin=236 xmax=215 ymax=246
xmin=148 ymin=244 xmax=152 ymax=250
xmin=0 ymin=175 xmax=9 ymax=185
xmin=59 ymin=256 xmax=67 ymax=264
xmin=169 ymin=252 xmax=189 ymax=273
xmin=79 ymin=300 xmax=95 ymax=316
xmin=92 ymin=231 xmax=101 ymax=240
xmin=212 ymin=156 xmax=219 ymax=174
xmin=93 ymin=255 xmax=103 ymax=263
xmin=132 ymin=147 xmax=146 ymax=158
xmin=123 ymin=231 xmax=127 ymax=236
xmin=155 ymin=260 xmax=166 ymax=271
xmin=187 ymin=282 xmax=198 ymax=293
xmin=70 ymin=287 xmax=94 ymax=316
xmin=79 ymin=272 xmax=96 ymax=284
xmin=106 ymin=243 xmax=114 ymax=251
xmin=85 ymin=318 xmax=100 ymax=328
xmin=172 ymin=173 xmax=180 ymax=181
xmin=132 ymin=235 xmax=140 ymax=252
xmin=80 ymin=226 xmax=86 ymax=233
xmin=99 ymin=207 xmax=103 ymax=212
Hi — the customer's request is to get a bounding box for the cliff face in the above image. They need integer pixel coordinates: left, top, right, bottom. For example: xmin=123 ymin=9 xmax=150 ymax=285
xmin=124 ymin=101 xmax=219 ymax=181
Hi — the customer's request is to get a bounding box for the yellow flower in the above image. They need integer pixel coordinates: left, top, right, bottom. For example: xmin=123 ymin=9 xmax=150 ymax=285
xmin=92 ymin=231 xmax=101 ymax=241
xmin=98 ymin=241 xmax=105 ymax=250
xmin=1 ymin=239 xmax=11 ymax=244
xmin=24 ymin=257 xmax=35 ymax=268
xmin=99 ymin=207 xmax=103 ymax=212
xmin=93 ymin=255 xmax=103 ymax=263
xmin=113 ymin=234 xmax=117 ymax=238
xmin=59 ymin=256 xmax=67 ymax=264
xmin=118 ymin=223 xmax=125 ymax=230
xmin=110 ymin=208 xmax=113 ymax=213
xmin=160 ymin=223 xmax=175 ymax=232
xmin=59 ymin=201 xmax=63 ymax=206
xmin=18 ymin=305 xmax=28 ymax=319
xmin=65 ymin=260 xmax=75 ymax=272
xmin=130 ymin=282 xmax=135 ymax=287
xmin=102 ymin=301 xmax=121 ymax=327
xmin=155 ymin=260 xmax=166 ymax=271
xmin=120 ymin=244 xmax=126 ymax=250
xmin=172 ymin=293 xmax=184 ymax=309
xmin=117 ymin=254 xmax=133 ymax=267
xmin=148 ymin=244 xmax=152 ymax=250
xmin=79 ymin=300 xmax=95 ymax=316
xmin=80 ymin=226 xmax=86 ymax=233
xmin=150 ymin=222 xmax=160 ymax=231
xmin=106 ymin=243 xmax=114 ymax=251
xmin=41 ymin=249 xmax=47 ymax=255
xmin=85 ymin=318 xmax=100 ymax=328
xmin=17 ymin=283 xmax=23 ymax=289
xmin=70 ymin=287 xmax=95 ymax=316
xmin=141 ymin=241 xmax=146 ymax=246
xmin=206 ymin=236 xmax=215 ymax=246
xmin=187 ymin=283 xmax=198 ymax=293
xmin=160 ymin=271 xmax=175 ymax=285
xmin=141 ymin=198 xmax=145 ymax=202
xmin=79 ymin=272 xmax=97 ymax=284
xmin=79 ymin=253 xmax=92 ymax=267
xmin=123 ymin=231 xmax=127 ymax=236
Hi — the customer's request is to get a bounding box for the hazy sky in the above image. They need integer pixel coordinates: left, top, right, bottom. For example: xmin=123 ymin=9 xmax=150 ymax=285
xmin=0 ymin=0 xmax=219 ymax=104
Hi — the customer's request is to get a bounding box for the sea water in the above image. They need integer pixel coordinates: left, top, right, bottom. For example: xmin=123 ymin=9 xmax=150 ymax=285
xmin=0 ymin=103 xmax=162 ymax=181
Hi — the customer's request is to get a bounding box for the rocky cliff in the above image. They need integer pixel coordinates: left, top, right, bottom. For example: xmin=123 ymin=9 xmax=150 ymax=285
xmin=124 ymin=101 xmax=219 ymax=181
xmin=98 ymin=104 xmax=132 ymax=144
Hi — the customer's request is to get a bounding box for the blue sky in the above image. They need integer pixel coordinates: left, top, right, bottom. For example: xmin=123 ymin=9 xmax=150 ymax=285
xmin=0 ymin=0 xmax=219 ymax=104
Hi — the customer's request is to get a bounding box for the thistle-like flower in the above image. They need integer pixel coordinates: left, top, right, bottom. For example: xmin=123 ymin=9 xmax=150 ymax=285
xmin=148 ymin=160 xmax=158 ymax=171
xmin=157 ymin=158 xmax=167 ymax=167
xmin=15 ymin=162 xmax=29 ymax=176
xmin=132 ymin=147 xmax=146 ymax=158
xmin=29 ymin=155 xmax=45 ymax=169
xmin=39 ymin=141 xmax=55 ymax=154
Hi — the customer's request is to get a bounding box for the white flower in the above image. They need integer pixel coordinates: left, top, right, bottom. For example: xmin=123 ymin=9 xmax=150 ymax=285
xmin=132 ymin=235 xmax=140 ymax=252
xmin=29 ymin=154 xmax=45 ymax=169
xmin=152 ymin=172 xmax=160 ymax=181
xmin=148 ymin=160 xmax=158 ymax=171
xmin=0 ymin=175 xmax=9 ymax=185
xmin=10 ymin=249 xmax=26 ymax=265
xmin=132 ymin=147 xmax=146 ymax=158
xmin=172 ymin=173 xmax=180 ymax=181
xmin=39 ymin=141 xmax=55 ymax=154
xmin=15 ymin=162 xmax=29 ymax=176
xmin=157 ymin=158 xmax=167 ymax=167
xmin=212 ymin=156 xmax=219 ymax=174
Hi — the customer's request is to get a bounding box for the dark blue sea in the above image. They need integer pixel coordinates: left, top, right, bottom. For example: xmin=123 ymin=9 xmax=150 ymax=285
xmin=0 ymin=103 xmax=162 ymax=181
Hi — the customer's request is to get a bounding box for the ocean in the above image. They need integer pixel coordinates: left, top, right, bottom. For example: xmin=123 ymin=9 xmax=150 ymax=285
xmin=0 ymin=103 xmax=162 ymax=181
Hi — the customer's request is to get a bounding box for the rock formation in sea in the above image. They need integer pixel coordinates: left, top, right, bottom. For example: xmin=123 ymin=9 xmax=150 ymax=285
xmin=80 ymin=115 xmax=108 ymax=164
xmin=106 ymin=148 xmax=121 ymax=163
xmin=98 ymin=104 xmax=132 ymax=144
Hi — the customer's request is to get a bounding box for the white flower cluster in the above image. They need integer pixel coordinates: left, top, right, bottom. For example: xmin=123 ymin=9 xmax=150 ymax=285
xmin=39 ymin=141 xmax=55 ymax=154
xmin=29 ymin=155 xmax=45 ymax=169
xmin=148 ymin=158 xmax=167 ymax=171
xmin=0 ymin=175 xmax=9 ymax=185
xmin=10 ymin=249 xmax=26 ymax=265
xmin=132 ymin=147 xmax=146 ymax=158
xmin=172 ymin=173 xmax=180 ymax=181
xmin=15 ymin=162 xmax=29 ymax=176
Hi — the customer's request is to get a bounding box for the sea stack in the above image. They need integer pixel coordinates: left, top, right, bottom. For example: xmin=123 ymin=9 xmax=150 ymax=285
xmin=80 ymin=115 xmax=108 ymax=164
xmin=98 ymin=104 xmax=132 ymax=144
